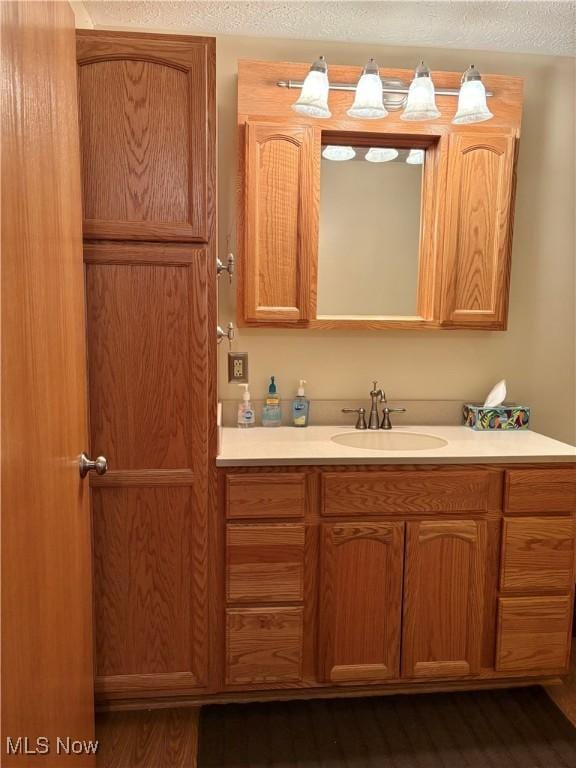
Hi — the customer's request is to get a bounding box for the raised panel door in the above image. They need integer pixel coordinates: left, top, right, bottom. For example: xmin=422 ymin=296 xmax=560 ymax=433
xmin=402 ymin=520 xmax=486 ymax=678
xmin=319 ymin=522 xmax=404 ymax=683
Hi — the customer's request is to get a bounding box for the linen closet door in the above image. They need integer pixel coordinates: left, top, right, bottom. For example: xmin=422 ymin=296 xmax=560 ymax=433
xmin=77 ymin=31 xmax=216 ymax=702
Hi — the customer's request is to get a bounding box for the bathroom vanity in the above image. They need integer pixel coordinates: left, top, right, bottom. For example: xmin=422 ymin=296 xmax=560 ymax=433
xmin=215 ymin=427 xmax=576 ymax=701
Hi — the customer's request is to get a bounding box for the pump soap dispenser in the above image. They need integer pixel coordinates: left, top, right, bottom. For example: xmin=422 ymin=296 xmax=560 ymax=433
xmin=292 ymin=380 xmax=310 ymax=427
xmin=237 ymin=383 xmax=255 ymax=428
xmin=262 ymin=376 xmax=282 ymax=427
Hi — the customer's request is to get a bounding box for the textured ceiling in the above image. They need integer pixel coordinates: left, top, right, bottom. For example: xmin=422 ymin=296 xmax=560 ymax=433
xmin=81 ymin=1 xmax=576 ymax=57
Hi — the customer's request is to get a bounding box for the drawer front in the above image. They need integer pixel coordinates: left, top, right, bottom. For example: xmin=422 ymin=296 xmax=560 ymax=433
xmin=505 ymin=468 xmax=576 ymax=514
xmin=322 ymin=470 xmax=494 ymax=516
xmin=226 ymin=473 xmax=306 ymax=519
xmin=496 ymin=596 xmax=572 ymax=673
xmin=226 ymin=607 xmax=304 ymax=685
xmin=500 ymin=517 xmax=575 ymax=592
xmin=226 ymin=524 xmax=305 ymax=603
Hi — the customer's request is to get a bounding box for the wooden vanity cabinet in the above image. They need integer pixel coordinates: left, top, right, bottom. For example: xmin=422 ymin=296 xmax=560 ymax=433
xmin=220 ymin=464 xmax=575 ymax=700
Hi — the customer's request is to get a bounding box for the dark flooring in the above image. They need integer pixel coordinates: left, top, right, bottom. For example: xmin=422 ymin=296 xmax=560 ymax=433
xmin=199 ymin=687 xmax=576 ymax=768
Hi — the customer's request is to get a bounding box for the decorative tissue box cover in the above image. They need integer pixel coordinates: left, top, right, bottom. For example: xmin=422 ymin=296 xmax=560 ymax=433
xmin=463 ymin=403 xmax=530 ymax=430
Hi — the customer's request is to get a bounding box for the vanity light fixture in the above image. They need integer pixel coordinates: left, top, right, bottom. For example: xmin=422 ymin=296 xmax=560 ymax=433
xmin=365 ymin=147 xmax=399 ymax=163
xmin=406 ymin=148 xmax=425 ymax=165
xmin=322 ymin=145 xmax=356 ymax=161
xmin=291 ymin=55 xmax=331 ymax=118
xmin=279 ymin=57 xmax=495 ymax=124
xmin=347 ymin=58 xmax=388 ymax=119
xmin=401 ymin=61 xmax=440 ymax=121
xmin=453 ymin=65 xmax=493 ymax=124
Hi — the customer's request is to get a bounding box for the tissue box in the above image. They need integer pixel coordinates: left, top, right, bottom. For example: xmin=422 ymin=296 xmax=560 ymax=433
xmin=463 ymin=403 xmax=530 ymax=431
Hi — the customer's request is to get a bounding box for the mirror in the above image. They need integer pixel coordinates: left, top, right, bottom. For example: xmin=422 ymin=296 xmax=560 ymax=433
xmin=317 ymin=144 xmax=424 ymax=318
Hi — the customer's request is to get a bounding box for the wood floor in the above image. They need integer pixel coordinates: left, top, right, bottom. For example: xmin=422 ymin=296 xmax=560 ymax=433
xmin=96 ymin=652 xmax=576 ymax=767
xmin=96 ymin=708 xmax=198 ymax=768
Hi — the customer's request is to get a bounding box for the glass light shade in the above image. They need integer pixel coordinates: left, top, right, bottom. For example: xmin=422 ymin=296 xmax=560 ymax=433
xmin=401 ymin=76 xmax=440 ymax=121
xmin=322 ymin=145 xmax=356 ymax=161
xmin=365 ymin=147 xmax=398 ymax=163
xmin=406 ymin=149 xmax=425 ymax=165
xmin=347 ymin=60 xmax=388 ymax=119
xmin=292 ymin=70 xmax=331 ymax=118
xmin=453 ymin=79 xmax=493 ymax=124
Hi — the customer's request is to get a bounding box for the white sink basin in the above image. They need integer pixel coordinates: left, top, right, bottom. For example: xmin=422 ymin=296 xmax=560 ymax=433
xmin=331 ymin=431 xmax=448 ymax=451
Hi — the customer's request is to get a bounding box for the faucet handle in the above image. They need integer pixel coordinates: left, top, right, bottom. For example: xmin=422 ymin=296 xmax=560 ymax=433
xmin=380 ymin=406 xmax=407 ymax=430
xmin=342 ymin=407 xmax=368 ymax=430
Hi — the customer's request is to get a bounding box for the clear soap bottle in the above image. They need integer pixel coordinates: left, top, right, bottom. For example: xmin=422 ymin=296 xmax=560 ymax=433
xmin=237 ymin=383 xmax=255 ymax=428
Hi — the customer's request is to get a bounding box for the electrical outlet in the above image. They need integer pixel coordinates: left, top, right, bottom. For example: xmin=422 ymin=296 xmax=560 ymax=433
xmin=228 ymin=352 xmax=249 ymax=383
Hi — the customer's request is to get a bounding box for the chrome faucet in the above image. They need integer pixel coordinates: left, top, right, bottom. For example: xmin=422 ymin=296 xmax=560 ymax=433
xmin=342 ymin=382 xmax=406 ymax=430
xmin=368 ymin=381 xmax=385 ymax=429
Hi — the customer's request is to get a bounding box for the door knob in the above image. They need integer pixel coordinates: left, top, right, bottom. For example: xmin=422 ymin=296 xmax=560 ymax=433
xmin=79 ymin=452 xmax=108 ymax=479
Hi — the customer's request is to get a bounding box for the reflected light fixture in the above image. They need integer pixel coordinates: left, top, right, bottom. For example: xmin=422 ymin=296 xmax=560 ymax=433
xmin=406 ymin=149 xmax=425 ymax=165
xmin=453 ymin=65 xmax=493 ymax=124
xmin=401 ymin=61 xmax=440 ymax=121
xmin=365 ymin=147 xmax=399 ymax=163
xmin=322 ymin=145 xmax=356 ymax=161
xmin=292 ymin=55 xmax=331 ymax=118
xmin=347 ymin=58 xmax=388 ymax=119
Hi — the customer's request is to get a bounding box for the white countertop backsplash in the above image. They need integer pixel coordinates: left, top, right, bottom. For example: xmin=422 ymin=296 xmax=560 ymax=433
xmin=219 ymin=398 xmax=465 ymax=428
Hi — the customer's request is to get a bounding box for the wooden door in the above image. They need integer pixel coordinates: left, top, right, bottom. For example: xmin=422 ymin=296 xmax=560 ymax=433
xmin=319 ymin=522 xmax=404 ymax=683
xmin=1 ymin=1 xmax=95 ymax=763
xmin=77 ymin=32 xmax=216 ymax=702
xmin=76 ymin=31 xmax=215 ymax=242
xmin=440 ymin=133 xmax=517 ymax=329
xmin=241 ymin=121 xmax=320 ymax=324
xmin=402 ymin=520 xmax=486 ymax=679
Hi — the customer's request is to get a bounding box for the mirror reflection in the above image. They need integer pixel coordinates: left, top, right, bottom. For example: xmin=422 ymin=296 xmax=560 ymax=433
xmin=317 ymin=144 xmax=424 ymax=317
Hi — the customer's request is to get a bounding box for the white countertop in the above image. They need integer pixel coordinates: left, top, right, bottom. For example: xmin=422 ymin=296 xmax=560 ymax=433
xmin=217 ymin=425 xmax=576 ymax=466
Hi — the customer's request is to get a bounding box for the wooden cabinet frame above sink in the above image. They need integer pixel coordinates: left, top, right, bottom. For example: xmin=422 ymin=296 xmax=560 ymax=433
xmin=237 ymin=59 xmax=523 ymax=331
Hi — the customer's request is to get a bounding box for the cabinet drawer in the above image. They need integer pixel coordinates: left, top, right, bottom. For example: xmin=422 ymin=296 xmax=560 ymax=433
xmin=500 ymin=517 xmax=575 ymax=592
xmin=226 ymin=524 xmax=305 ymax=603
xmin=226 ymin=473 xmax=306 ymax=519
xmin=322 ymin=470 xmax=493 ymax=516
xmin=505 ymin=469 xmax=576 ymax=514
xmin=496 ymin=596 xmax=572 ymax=673
xmin=226 ymin=607 xmax=304 ymax=685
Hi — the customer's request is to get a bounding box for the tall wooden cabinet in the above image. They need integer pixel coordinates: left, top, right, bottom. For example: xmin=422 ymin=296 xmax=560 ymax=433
xmin=77 ymin=31 xmax=216 ymax=700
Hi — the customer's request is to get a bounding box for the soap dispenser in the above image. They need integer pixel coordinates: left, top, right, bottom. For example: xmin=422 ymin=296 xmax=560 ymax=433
xmin=237 ymin=383 xmax=255 ymax=428
xmin=292 ymin=379 xmax=310 ymax=427
xmin=262 ymin=376 xmax=282 ymax=427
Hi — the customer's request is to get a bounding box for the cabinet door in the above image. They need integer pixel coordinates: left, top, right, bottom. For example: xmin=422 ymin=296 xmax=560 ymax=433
xmin=77 ymin=31 xmax=215 ymax=242
xmin=241 ymin=121 xmax=320 ymax=324
xmin=440 ymin=134 xmax=517 ymax=329
xmin=319 ymin=522 xmax=404 ymax=683
xmin=87 ymin=246 xmax=212 ymax=699
xmin=403 ymin=520 xmax=486 ymax=678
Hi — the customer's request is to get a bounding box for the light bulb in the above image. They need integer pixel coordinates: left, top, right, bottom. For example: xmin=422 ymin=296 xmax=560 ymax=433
xmin=401 ymin=61 xmax=440 ymax=121
xmin=347 ymin=59 xmax=388 ymax=119
xmin=365 ymin=147 xmax=398 ymax=163
xmin=453 ymin=65 xmax=493 ymax=124
xmin=322 ymin=145 xmax=356 ymax=161
xmin=292 ymin=56 xmax=331 ymax=118
xmin=406 ymin=149 xmax=425 ymax=165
